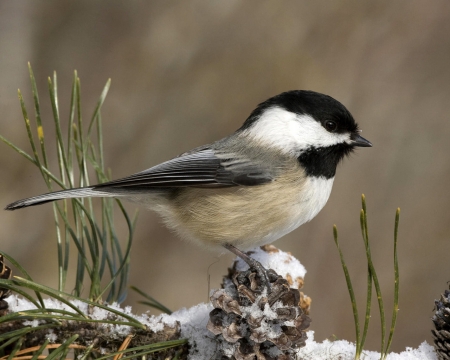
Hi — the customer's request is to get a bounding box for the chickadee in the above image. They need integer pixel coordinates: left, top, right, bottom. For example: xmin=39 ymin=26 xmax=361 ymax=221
xmin=5 ymin=90 xmax=371 ymax=278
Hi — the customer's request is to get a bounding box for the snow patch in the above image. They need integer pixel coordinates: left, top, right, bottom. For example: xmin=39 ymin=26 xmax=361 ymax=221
xmin=235 ymin=246 xmax=307 ymax=288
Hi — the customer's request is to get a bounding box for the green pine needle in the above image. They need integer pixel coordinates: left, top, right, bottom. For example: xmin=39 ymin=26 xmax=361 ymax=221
xmin=0 ymin=66 xmax=177 ymax=359
xmin=130 ymin=285 xmax=173 ymax=314
xmin=333 ymin=225 xmax=361 ymax=357
xmin=334 ymin=195 xmax=401 ymax=360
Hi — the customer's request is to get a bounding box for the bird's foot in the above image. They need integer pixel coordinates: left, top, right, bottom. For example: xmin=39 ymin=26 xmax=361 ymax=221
xmin=223 ymin=243 xmax=276 ymax=291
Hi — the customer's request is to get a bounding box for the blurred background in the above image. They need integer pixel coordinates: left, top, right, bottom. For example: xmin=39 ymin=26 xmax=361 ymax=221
xmin=1 ymin=0 xmax=450 ymax=353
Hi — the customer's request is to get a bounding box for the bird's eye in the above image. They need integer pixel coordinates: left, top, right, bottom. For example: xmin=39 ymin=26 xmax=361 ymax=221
xmin=325 ymin=120 xmax=337 ymax=132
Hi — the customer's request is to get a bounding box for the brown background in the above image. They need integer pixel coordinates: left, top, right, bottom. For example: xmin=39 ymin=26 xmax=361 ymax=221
xmin=1 ymin=1 xmax=450 ymax=353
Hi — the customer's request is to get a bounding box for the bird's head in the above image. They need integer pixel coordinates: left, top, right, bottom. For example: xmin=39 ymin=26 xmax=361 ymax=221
xmin=239 ymin=90 xmax=372 ymax=178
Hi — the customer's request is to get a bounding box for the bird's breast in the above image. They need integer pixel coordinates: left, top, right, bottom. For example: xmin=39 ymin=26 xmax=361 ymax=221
xmin=157 ymin=170 xmax=334 ymax=251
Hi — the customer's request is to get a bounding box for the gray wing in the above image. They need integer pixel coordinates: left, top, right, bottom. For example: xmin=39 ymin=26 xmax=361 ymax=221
xmin=4 ymin=147 xmax=274 ymax=211
xmin=94 ymin=148 xmax=273 ymax=190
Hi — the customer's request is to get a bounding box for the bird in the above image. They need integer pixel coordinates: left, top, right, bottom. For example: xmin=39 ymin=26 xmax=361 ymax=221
xmin=5 ymin=90 xmax=371 ymax=282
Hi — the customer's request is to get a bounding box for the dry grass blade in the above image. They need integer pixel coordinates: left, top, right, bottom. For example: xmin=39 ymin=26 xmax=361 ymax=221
xmin=0 ymin=343 xmax=88 ymax=360
xmin=113 ymin=334 xmax=133 ymax=360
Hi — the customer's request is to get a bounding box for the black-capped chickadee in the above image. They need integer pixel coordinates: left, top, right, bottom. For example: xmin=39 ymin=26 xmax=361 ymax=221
xmin=5 ymin=90 xmax=371 ymax=278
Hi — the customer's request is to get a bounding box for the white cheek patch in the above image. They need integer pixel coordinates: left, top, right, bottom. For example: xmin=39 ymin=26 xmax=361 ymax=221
xmin=244 ymin=107 xmax=350 ymax=155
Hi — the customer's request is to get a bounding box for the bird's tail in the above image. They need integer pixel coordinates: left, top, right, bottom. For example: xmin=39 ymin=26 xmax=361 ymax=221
xmin=5 ymin=187 xmax=116 ymax=211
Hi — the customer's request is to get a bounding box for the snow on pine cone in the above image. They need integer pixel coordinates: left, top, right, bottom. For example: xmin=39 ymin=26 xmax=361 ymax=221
xmin=207 ymin=251 xmax=311 ymax=359
xmin=432 ymin=289 xmax=450 ymax=359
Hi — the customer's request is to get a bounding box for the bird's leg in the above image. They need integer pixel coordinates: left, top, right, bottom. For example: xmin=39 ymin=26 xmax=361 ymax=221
xmin=223 ymin=243 xmax=272 ymax=290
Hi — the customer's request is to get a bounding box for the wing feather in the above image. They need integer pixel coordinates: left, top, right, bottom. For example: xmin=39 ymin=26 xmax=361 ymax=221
xmin=94 ymin=148 xmax=273 ymax=190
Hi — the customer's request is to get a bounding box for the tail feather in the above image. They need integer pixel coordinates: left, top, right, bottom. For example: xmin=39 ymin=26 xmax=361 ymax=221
xmin=5 ymin=187 xmax=116 ymax=211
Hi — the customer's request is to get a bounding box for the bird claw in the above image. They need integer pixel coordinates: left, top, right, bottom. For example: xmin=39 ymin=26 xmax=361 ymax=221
xmin=223 ymin=243 xmax=277 ymax=292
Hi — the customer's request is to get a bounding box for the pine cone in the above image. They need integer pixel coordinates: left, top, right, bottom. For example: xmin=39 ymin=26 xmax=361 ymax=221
xmin=0 ymin=255 xmax=12 ymax=316
xmin=208 ymin=263 xmax=311 ymax=359
xmin=432 ymin=289 xmax=450 ymax=359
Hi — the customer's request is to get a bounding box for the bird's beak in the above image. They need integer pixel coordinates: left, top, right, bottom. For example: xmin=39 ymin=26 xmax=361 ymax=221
xmin=350 ymin=132 xmax=372 ymax=147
